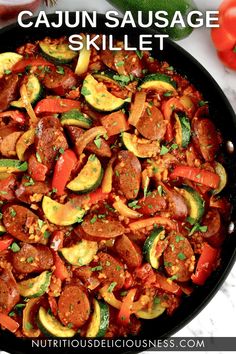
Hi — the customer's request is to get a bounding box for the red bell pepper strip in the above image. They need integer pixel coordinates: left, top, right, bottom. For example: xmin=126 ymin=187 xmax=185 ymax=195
xmin=48 ymin=296 xmax=58 ymax=317
xmin=35 ymin=98 xmax=81 ymax=115
xmin=28 ymin=155 xmax=48 ymax=182
xmin=52 ymin=149 xmax=77 ymax=196
xmin=118 ymin=288 xmax=137 ymax=325
xmin=155 ymin=273 xmax=182 ymax=296
xmin=0 ymin=110 xmax=26 ymax=124
xmin=170 ymin=166 xmax=220 ymax=189
xmin=0 ymin=236 xmax=14 ymax=252
xmin=12 ymin=57 xmax=54 ymax=73
xmin=53 ymin=252 xmax=69 ymax=281
xmin=161 ymin=98 xmax=186 ymax=142
xmin=70 ymin=188 xmax=108 ymax=210
xmin=0 ymin=314 xmax=19 ymax=333
xmin=101 ymin=110 xmax=129 ymax=136
xmin=50 ymin=231 xmax=64 ymax=251
xmin=191 ymin=243 xmax=219 ymax=286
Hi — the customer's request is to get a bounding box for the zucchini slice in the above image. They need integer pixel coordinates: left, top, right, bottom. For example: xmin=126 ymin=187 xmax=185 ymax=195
xmin=23 ymin=298 xmax=41 ymax=337
xmin=60 ymin=109 xmax=92 ymax=129
xmin=67 ymin=154 xmax=103 ymax=193
xmin=140 ymin=74 xmax=177 ymax=93
xmin=11 ymin=75 xmax=42 ymax=108
xmin=16 ymin=128 xmax=35 ymax=161
xmin=179 ymin=185 xmax=205 ymax=224
xmin=81 ymin=74 xmax=125 ymax=113
xmin=59 ymin=240 xmax=98 ymax=266
xmin=86 ymin=299 xmax=109 ymax=337
xmin=143 ymin=228 xmax=165 ymax=269
xmin=39 ymin=41 xmax=77 ymax=64
xmin=0 ymin=159 xmax=27 ymax=173
xmin=213 ymin=162 xmax=227 ymax=195
xmin=0 ymin=224 xmax=6 ymax=235
xmin=136 ymin=301 xmax=166 ymax=319
xmin=37 ymin=306 xmax=76 ymax=338
xmin=174 ymin=112 xmax=191 ymax=148
xmin=93 ymin=70 xmax=129 ymax=88
xmin=0 ymin=52 xmax=22 ymax=78
xmin=122 ymin=132 xmax=160 ymax=158
xmin=18 ymin=271 xmax=52 ymax=298
xmin=42 ymin=196 xmax=85 ymax=226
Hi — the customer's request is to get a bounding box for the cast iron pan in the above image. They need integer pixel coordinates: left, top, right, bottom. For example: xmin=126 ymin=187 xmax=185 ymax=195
xmin=0 ymin=13 xmax=236 ymax=354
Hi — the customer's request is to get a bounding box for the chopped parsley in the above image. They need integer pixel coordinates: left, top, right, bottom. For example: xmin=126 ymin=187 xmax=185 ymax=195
xmin=9 ymin=207 xmax=16 ymax=217
xmin=128 ymin=200 xmax=141 ymax=209
xmin=154 ymin=296 xmax=161 ymax=304
xmin=4 ymin=69 xmax=12 ymax=75
xmin=91 ymin=265 xmax=103 ymax=272
xmin=9 ymin=242 xmax=20 ymax=253
xmin=56 ymin=66 xmax=65 ymax=75
xmin=157 ymin=185 xmax=163 ymax=196
xmin=90 ymin=215 xmax=97 ymax=224
xmin=116 ymin=61 xmax=124 ymax=67
xmin=177 ymin=252 xmax=186 ymax=261
xmin=163 ymin=91 xmax=173 ymax=97
xmin=26 ymin=256 xmax=34 ymax=264
xmin=189 ymin=223 xmax=208 ymax=236
xmin=160 ymin=145 xmax=169 ymax=156
xmin=198 ymin=100 xmax=208 ymax=107
xmin=107 ymin=282 xmax=117 ymax=293
xmin=35 ymin=152 xmax=42 ymax=163
xmin=94 ymin=136 xmax=102 ymax=149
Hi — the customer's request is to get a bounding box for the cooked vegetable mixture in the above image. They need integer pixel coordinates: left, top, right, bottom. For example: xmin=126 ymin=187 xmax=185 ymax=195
xmin=0 ymin=35 xmax=231 ymax=338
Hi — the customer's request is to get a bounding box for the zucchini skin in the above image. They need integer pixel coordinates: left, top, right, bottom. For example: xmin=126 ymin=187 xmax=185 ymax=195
xmin=140 ymin=73 xmax=177 ymax=89
xmin=39 ymin=42 xmax=77 ymax=64
xmin=18 ymin=271 xmax=52 ymax=298
xmin=0 ymin=159 xmax=28 ymax=172
xmin=180 ymin=185 xmax=205 ymax=223
xmin=174 ymin=112 xmax=191 ymax=148
xmin=143 ymin=227 xmax=165 ymax=269
xmin=86 ymin=299 xmax=109 ymax=337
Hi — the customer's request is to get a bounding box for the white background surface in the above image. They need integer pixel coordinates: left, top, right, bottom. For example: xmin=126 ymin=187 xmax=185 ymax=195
xmin=0 ymin=0 xmax=236 ymax=353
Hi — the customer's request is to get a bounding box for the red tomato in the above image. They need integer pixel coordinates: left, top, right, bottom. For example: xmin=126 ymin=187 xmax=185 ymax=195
xmin=219 ymin=0 xmax=236 ymax=14
xmin=217 ymin=47 xmax=236 ymax=70
xmin=221 ymin=6 xmax=236 ymax=37
xmin=211 ymin=25 xmax=235 ymax=51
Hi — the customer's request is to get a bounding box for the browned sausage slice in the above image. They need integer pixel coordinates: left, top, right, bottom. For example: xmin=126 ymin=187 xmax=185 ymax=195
xmin=0 ymin=175 xmax=16 ymax=201
xmin=0 ymin=131 xmax=22 ymax=157
xmin=138 ymin=190 xmax=167 ymax=216
xmin=193 ymin=118 xmax=219 ymax=161
xmin=114 ymin=235 xmax=142 ymax=269
xmin=0 ymin=269 xmax=20 ymax=314
xmin=36 ymin=116 xmax=62 ymax=138
xmin=114 ymin=151 xmax=141 ymax=200
xmin=15 ymin=180 xmax=50 ymax=204
xmin=58 ymin=285 xmax=90 ymax=327
xmin=3 ymin=205 xmax=45 ymax=243
xmin=201 ymin=208 xmax=221 ymax=238
xmin=0 ymin=74 xmax=19 ymax=112
xmin=43 ymin=66 xmax=77 ymax=96
xmin=137 ymin=106 xmax=167 ymax=140
xmin=12 ymin=244 xmax=53 ymax=274
xmin=100 ymin=50 xmax=116 ymax=71
xmin=36 ymin=127 xmax=68 ymax=171
xmin=82 ymin=214 xmax=125 ymax=239
xmin=97 ymin=252 xmax=125 ymax=289
xmin=163 ymin=233 xmax=195 ymax=282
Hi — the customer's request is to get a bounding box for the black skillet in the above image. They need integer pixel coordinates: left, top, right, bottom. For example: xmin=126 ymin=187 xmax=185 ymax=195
xmin=0 ymin=12 xmax=236 ymax=354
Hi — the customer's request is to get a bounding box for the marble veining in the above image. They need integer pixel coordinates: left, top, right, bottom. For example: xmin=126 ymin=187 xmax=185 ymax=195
xmin=0 ymin=1 xmax=236 ymax=353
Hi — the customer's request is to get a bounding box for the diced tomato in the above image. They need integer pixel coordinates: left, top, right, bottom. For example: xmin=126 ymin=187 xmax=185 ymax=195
xmin=0 ymin=314 xmax=19 ymax=333
xmin=35 ymin=98 xmax=81 ymax=114
xmin=170 ymin=165 xmax=220 ymax=189
xmin=28 ymin=155 xmax=48 ymax=182
xmin=0 ymin=235 xmax=14 ymax=252
xmin=191 ymin=243 xmax=219 ymax=285
xmin=52 ymin=149 xmax=77 ymax=196
xmin=118 ymin=288 xmax=137 ymax=325
xmin=101 ymin=110 xmax=129 ymax=136
xmin=53 ymin=252 xmax=69 ymax=281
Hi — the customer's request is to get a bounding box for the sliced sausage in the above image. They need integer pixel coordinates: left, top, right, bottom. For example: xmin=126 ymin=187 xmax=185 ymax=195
xmin=137 ymin=106 xmax=167 ymax=140
xmin=28 ymin=155 xmax=48 ymax=182
xmin=114 ymin=151 xmax=141 ymax=200
xmin=58 ymin=285 xmax=90 ymax=327
xmin=138 ymin=190 xmax=167 ymax=216
xmin=114 ymin=50 xmax=143 ymax=77
xmin=192 ymin=118 xmax=219 ymax=161
xmin=97 ymin=252 xmax=125 ymax=289
xmin=201 ymin=208 xmax=221 ymax=238
xmin=163 ymin=185 xmax=188 ymax=221
xmin=0 ymin=269 xmax=20 ymax=314
xmin=0 ymin=74 xmax=19 ymax=112
xmin=114 ymin=235 xmax=142 ymax=269
xmin=3 ymin=205 xmax=44 ymax=244
xmin=82 ymin=214 xmax=125 ymax=239
xmin=0 ymin=131 xmax=22 ymax=157
xmin=163 ymin=233 xmax=195 ymax=282
xmin=36 ymin=127 xmax=68 ymax=171
xmin=12 ymin=244 xmax=53 ymax=274
xmin=36 ymin=116 xmax=61 ymax=138
xmin=0 ymin=175 xmax=17 ymax=201
xmin=100 ymin=50 xmax=116 ymax=71
xmin=66 ymin=126 xmax=111 ymax=158
xmin=15 ymin=180 xmax=49 ymax=204
xmin=43 ymin=66 xmax=77 ymax=96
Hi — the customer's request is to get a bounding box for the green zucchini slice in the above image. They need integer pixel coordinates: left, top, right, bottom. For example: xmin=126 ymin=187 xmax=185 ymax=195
xmin=174 ymin=112 xmax=191 ymax=148
xmin=0 ymin=159 xmax=28 ymax=173
xmin=59 ymin=240 xmax=98 ymax=266
xmin=136 ymin=301 xmax=166 ymax=319
xmin=213 ymin=162 xmax=227 ymax=195
xmin=37 ymin=306 xmax=76 ymax=338
xmin=60 ymin=109 xmax=92 ymax=129
xmin=11 ymin=74 xmax=42 ymax=108
xmin=140 ymin=74 xmax=177 ymax=93
xmin=122 ymin=132 xmax=160 ymax=158
xmin=67 ymin=154 xmax=103 ymax=193
xmin=86 ymin=299 xmax=109 ymax=337
xmin=143 ymin=228 xmax=165 ymax=269
xmin=39 ymin=41 xmax=77 ymax=64
xmin=81 ymin=74 xmax=125 ymax=113
xmin=0 ymin=52 xmax=22 ymax=77
xmin=179 ymin=185 xmax=205 ymax=224
xmin=18 ymin=271 xmax=52 ymax=298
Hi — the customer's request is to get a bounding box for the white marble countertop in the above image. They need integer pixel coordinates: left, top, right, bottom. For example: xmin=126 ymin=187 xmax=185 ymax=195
xmin=0 ymin=0 xmax=236 ymax=353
